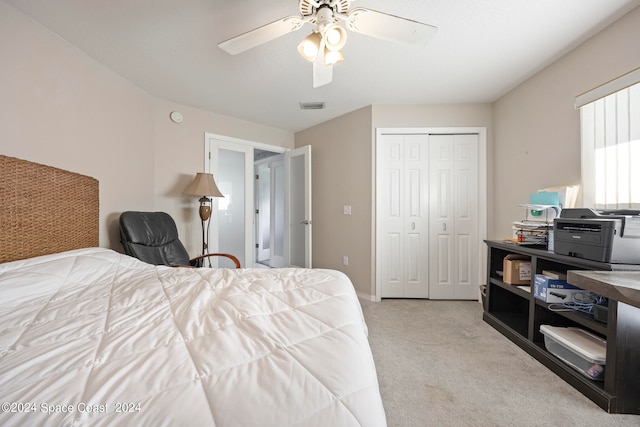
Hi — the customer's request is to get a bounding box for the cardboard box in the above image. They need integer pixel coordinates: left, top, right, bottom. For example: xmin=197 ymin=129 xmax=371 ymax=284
xmin=541 ymin=270 xmax=567 ymax=280
xmin=533 ymin=274 xmax=582 ymax=303
xmin=503 ymin=254 xmax=531 ymax=284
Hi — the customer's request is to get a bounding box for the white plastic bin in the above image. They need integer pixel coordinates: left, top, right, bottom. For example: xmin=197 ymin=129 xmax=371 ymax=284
xmin=540 ymin=325 xmax=606 ymax=380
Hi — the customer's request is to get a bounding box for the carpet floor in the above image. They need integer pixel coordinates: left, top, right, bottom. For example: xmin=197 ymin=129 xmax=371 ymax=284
xmin=359 ymin=299 xmax=640 ymax=427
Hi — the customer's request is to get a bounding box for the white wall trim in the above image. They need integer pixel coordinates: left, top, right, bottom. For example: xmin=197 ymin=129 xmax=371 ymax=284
xmin=357 ymin=291 xmax=377 ymax=302
xmin=575 ymin=66 xmax=640 ymax=108
xmin=203 ymin=132 xmax=287 ymax=172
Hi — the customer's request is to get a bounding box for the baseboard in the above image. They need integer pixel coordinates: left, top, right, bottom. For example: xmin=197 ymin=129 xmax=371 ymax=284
xmin=356 ymin=291 xmax=377 ymax=302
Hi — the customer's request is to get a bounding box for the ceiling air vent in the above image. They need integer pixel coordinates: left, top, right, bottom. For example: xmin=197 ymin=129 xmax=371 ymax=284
xmin=299 ymin=102 xmax=325 ymax=110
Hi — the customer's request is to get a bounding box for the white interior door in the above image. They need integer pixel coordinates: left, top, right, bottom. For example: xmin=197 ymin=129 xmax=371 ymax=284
xmin=428 ymin=134 xmax=480 ymax=299
xmin=269 ymin=157 xmax=286 ymax=267
xmin=377 ymin=134 xmax=429 ymax=298
xmin=207 ymin=134 xmax=312 ymax=269
xmin=255 ymin=161 xmax=272 ymax=264
xmin=210 ymin=140 xmax=253 ymax=268
xmin=285 ymin=145 xmax=312 ymax=268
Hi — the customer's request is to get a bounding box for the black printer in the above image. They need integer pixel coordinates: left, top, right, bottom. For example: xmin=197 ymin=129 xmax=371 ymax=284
xmin=553 ymin=208 xmax=640 ymax=264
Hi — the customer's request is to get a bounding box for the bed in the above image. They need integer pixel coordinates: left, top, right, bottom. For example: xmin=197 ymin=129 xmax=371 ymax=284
xmin=0 ymin=155 xmax=386 ymax=427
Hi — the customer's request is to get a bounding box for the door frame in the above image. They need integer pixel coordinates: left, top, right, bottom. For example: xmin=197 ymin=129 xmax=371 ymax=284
xmin=254 ymin=154 xmax=284 ymax=266
xmin=204 ymin=133 xmax=286 ymax=267
xmin=373 ymin=127 xmax=488 ymax=301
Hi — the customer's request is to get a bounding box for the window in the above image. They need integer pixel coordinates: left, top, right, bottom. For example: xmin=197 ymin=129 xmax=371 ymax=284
xmin=578 ymin=71 xmax=640 ymax=210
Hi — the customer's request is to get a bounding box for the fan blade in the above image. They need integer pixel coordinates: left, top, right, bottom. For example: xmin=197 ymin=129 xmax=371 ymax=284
xmin=313 ymin=54 xmax=333 ymax=88
xmin=312 ymin=62 xmax=332 ymax=88
xmin=219 ymin=16 xmax=305 ymax=55
xmin=346 ymin=8 xmax=437 ymax=46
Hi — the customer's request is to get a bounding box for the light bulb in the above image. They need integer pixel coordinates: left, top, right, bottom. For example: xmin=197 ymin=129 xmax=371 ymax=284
xmin=326 ymin=28 xmax=341 ymax=46
xmin=324 ymin=24 xmax=347 ymax=51
xmin=324 ymin=49 xmax=344 ymax=66
xmin=303 ymin=42 xmax=318 ymax=58
xmin=297 ymin=32 xmax=322 ymax=62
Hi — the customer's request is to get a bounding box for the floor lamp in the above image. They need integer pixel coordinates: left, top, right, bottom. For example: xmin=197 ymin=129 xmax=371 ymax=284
xmin=184 ymin=172 xmax=224 ymax=266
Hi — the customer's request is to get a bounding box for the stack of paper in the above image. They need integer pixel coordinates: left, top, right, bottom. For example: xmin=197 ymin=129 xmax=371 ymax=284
xmin=511 ymin=185 xmax=580 ymax=246
xmin=512 ymin=220 xmax=550 ymax=245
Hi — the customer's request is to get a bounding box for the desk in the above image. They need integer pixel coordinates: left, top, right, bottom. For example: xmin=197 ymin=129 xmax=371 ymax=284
xmin=568 ymin=270 xmax=640 ymax=414
xmin=483 ymin=240 xmax=640 ymax=414
xmin=568 ymin=271 xmax=640 ymax=309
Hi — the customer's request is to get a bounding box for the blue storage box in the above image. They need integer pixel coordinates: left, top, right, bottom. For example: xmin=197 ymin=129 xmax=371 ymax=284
xmin=533 ymin=274 xmax=581 ymax=303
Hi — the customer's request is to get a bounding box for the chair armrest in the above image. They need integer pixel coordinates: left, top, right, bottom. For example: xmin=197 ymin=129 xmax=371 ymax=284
xmin=190 ymin=253 xmax=241 ymax=268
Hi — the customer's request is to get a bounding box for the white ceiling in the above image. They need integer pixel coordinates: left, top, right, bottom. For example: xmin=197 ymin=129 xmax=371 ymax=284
xmin=5 ymin=0 xmax=640 ymax=132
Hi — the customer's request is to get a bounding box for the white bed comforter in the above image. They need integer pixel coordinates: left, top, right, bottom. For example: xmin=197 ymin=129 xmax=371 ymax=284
xmin=0 ymin=248 xmax=386 ymax=427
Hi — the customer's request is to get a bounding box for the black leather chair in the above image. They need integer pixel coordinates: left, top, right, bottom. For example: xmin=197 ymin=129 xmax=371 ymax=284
xmin=119 ymin=211 xmax=240 ymax=268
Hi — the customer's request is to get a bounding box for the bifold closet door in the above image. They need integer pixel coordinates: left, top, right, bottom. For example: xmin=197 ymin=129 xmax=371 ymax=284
xmin=377 ymin=134 xmax=429 ymax=298
xmin=428 ymin=134 xmax=480 ymax=300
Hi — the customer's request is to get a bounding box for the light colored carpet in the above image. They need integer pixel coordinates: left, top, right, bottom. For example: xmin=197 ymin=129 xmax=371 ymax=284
xmin=359 ymin=299 xmax=640 ymax=427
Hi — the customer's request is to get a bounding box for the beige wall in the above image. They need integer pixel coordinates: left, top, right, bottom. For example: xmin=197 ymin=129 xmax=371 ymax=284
xmin=492 ymin=6 xmax=640 ymax=239
xmin=0 ymin=2 xmax=294 ymax=254
xmin=298 ymin=0 xmax=639 ymax=297
xmin=3 ymin=1 xmax=639 ymax=298
xmin=295 ymin=107 xmax=373 ymax=295
xmin=296 ymin=104 xmax=492 ymax=297
xmin=152 ymin=100 xmax=293 ymax=255
xmin=0 ymin=2 xmax=155 ymax=248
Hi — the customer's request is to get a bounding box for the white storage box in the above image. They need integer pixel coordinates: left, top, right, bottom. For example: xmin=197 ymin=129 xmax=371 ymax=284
xmin=540 ymin=325 xmax=606 ymax=380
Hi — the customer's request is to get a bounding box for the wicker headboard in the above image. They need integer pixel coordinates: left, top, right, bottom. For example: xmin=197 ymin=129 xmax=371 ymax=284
xmin=0 ymin=155 xmax=99 ymax=263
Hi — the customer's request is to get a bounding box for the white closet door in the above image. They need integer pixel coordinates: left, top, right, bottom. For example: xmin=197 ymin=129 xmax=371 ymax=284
xmin=377 ymin=134 xmax=429 ymax=298
xmin=428 ymin=134 xmax=479 ymax=299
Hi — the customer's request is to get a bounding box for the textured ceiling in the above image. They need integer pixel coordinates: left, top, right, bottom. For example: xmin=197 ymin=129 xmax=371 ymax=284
xmin=4 ymin=0 xmax=640 ymax=132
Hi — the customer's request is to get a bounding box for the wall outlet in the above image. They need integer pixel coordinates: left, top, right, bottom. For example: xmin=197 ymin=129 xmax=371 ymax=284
xmin=343 ymin=205 xmax=352 ymax=215
xmin=343 ymin=256 xmax=349 ymax=266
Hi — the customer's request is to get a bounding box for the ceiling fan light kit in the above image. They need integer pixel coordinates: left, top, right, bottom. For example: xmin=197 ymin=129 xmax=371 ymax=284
xmin=297 ymin=32 xmax=323 ymax=61
xmin=324 ymin=24 xmax=347 ymax=51
xmin=324 ymin=48 xmax=344 ymax=66
xmin=298 ymin=26 xmax=346 ymax=64
xmin=218 ymin=0 xmax=437 ymax=88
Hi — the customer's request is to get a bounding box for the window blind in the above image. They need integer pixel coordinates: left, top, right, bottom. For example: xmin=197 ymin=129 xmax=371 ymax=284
xmin=580 ymin=80 xmax=640 ymax=209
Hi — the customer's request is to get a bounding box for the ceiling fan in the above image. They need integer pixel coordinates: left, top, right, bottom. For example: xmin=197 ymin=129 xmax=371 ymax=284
xmin=218 ymin=0 xmax=437 ymax=88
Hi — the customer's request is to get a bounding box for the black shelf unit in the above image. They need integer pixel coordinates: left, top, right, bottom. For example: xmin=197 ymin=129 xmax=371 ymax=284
xmin=483 ymin=240 xmax=640 ymax=414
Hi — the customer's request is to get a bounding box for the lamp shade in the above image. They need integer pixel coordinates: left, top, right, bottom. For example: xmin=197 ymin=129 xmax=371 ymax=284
xmin=324 ymin=48 xmax=344 ymax=66
xmin=324 ymin=24 xmax=347 ymax=51
xmin=297 ymin=31 xmax=322 ymax=62
xmin=184 ymin=172 xmax=224 ymax=198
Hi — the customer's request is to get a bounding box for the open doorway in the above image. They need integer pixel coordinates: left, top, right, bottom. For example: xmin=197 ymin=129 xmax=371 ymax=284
xmin=206 ymin=133 xmax=312 ymax=269
xmin=254 ymin=149 xmax=284 ymax=267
